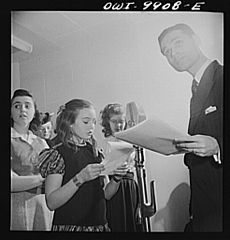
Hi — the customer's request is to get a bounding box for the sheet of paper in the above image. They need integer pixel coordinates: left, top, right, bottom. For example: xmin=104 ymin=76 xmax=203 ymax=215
xmin=114 ymin=117 xmax=191 ymax=156
xmin=100 ymin=141 xmax=134 ymax=175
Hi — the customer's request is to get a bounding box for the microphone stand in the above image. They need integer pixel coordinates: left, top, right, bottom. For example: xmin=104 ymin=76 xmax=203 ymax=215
xmin=134 ymin=145 xmax=156 ymax=232
xmin=125 ymin=102 xmax=157 ymax=232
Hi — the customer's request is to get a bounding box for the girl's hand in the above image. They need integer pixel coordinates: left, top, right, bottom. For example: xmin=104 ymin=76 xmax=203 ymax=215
xmin=113 ymin=162 xmax=129 ymax=177
xmin=38 ymin=174 xmax=45 ymax=183
xmin=77 ymin=163 xmax=105 ymax=184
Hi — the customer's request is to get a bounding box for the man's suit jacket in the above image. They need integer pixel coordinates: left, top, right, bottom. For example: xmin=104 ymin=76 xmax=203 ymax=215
xmin=184 ymin=60 xmax=223 ymax=231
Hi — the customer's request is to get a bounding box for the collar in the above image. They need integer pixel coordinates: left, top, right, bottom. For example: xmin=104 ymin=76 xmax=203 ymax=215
xmin=68 ymin=135 xmax=93 ymax=147
xmin=11 ymin=127 xmax=37 ymax=143
xmin=194 ymin=59 xmax=212 ymax=84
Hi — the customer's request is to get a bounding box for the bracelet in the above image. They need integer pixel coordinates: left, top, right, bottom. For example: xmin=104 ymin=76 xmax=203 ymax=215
xmin=112 ymin=175 xmax=122 ymax=183
xmin=72 ymin=175 xmax=82 ymax=188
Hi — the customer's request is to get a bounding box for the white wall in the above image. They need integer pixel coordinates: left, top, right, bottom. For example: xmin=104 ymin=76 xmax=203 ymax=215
xmin=11 ymin=61 xmax=20 ymax=96
xmin=14 ymin=12 xmax=223 ymax=231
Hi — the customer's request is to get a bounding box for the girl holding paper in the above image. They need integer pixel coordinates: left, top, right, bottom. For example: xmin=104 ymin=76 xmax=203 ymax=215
xmin=100 ymin=103 xmax=140 ymax=232
xmin=38 ymin=99 xmax=128 ymax=232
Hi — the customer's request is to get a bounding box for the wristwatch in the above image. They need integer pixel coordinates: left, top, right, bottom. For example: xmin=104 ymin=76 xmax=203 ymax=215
xmin=72 ymin=174 xmax=82 ymax=188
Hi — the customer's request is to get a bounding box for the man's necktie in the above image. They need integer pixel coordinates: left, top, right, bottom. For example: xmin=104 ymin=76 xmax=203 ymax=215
xmin=191 ymin=79 xmax=198 ymax=96
xmin=190 ymin=79 xmax=198 ymax=117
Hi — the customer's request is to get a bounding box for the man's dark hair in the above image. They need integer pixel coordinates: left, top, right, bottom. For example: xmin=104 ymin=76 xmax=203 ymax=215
xmin=158 ymin=23 xmax=196 ymax=52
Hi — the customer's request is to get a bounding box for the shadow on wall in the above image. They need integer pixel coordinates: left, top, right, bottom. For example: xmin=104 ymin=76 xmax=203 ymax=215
xmin=152 ymin=182 xmax=190 ymax=232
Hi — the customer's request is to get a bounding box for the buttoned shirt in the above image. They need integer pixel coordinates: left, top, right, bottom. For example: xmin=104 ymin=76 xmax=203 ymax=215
xmin=194 ymin=59 xmax=212 ymax=85
xmin=11 ymin=127 xmax=49 ymax=175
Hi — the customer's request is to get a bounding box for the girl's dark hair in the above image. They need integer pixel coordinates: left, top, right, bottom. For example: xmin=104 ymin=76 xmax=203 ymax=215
xmin=100 ymin=103 xmax=126 ymax=138
xmin=55 ymin=99 xmax=93 ymax=147
xmin=11 ymin=89 xmax=40 ymax=132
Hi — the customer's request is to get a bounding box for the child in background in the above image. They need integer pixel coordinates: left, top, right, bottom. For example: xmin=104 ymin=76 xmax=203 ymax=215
xmin=39 ymin=112 xmax=54 ymax=147
xmin=100 ymin=103 xmax=140 ymax=232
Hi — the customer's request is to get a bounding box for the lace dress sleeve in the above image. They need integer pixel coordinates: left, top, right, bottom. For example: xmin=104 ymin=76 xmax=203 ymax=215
xmin=38 ymin=148 xmax=65 ymax=178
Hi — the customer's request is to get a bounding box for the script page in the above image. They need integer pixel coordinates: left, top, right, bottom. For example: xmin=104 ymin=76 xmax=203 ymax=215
xmin=114 ymin=117 xmax=191 ymax=155
xmin=100 ymin=141 xmax=134 ymax=175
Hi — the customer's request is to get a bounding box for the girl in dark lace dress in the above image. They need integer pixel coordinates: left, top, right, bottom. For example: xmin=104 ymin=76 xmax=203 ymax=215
xmin=39 ymin=99 xmax=128 ymax=232
xmin=100 ymin=103 xmax=141 ymax=232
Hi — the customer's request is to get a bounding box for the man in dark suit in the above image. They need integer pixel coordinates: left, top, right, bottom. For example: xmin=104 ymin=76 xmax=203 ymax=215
xmin=158 ymin=23 xmax=223 ymax=231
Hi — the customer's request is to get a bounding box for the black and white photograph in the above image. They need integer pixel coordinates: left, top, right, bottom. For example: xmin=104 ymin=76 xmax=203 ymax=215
xmin=10 ymin=1 xmax=228 ymax=238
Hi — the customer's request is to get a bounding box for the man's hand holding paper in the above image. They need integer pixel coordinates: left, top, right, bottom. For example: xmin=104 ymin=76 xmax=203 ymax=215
xmin=174 ymin=134 xmax=220 ymax=158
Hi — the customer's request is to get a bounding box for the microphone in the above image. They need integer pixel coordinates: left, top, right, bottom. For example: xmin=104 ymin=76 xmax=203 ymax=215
xmin=126 ymin=102 xmax=146 ymax=128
